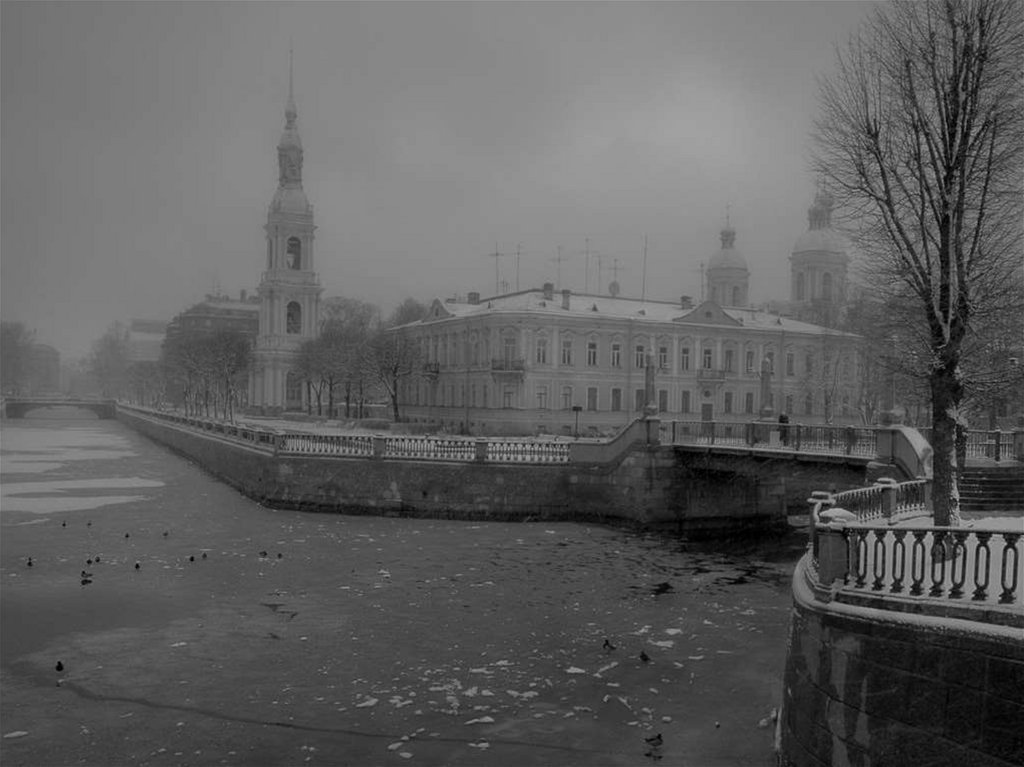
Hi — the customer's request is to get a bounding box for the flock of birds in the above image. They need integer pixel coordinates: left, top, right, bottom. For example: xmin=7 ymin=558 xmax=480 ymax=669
xmin=34 ymin=522 xmax=714 ymax=761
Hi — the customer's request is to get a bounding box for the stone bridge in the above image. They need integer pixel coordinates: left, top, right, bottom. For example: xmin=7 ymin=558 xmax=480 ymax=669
xmin=3 ymin=397 xmax=117 ymax=419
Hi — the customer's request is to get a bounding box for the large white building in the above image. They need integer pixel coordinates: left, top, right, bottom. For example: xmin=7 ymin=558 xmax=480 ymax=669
xmin=391 ymin=287 xmax=863 ymax=437
xmin=249 ymin=59 xmax=323 ymax=413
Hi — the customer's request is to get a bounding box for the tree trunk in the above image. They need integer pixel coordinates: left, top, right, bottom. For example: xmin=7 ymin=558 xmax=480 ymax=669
xmin=930 ymin=364 xmax=963 ymax=528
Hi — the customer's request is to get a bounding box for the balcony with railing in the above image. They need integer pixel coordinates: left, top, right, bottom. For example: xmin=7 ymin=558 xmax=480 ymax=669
xmin=490 ymin=357 xmax=526 ymax=381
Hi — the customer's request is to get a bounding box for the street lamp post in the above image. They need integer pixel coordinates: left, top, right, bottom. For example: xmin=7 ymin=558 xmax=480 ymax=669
xmin=572 ymin=405 xmax=582 ymax=439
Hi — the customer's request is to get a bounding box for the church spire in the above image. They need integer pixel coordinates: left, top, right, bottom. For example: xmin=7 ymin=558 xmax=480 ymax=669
xmin=285 ymin=45 xmax=297 ymax=128
xmin=277 ymin=48 xmax=303 ymax=191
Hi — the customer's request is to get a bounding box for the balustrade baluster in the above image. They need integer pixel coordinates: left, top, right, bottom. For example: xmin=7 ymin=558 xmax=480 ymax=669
xmin=871 ymin=529 xmax=888 ymax=591
xmin=972 ymin=532 xmax=992 ymax=601
xmin=929 ymin=530 xmax=948 ymax=597
xmin=852 ymin=529 xmax=869 ymax=588
xmin=998 ymin=533 xmax=1020 ymax=605
xmin=890 ymin=530 xmax=907 ymax=593
xmin=909 ymin=530 xmax=928 ymax=596
xmin=948 ymin=530 xmax=969 ymax=599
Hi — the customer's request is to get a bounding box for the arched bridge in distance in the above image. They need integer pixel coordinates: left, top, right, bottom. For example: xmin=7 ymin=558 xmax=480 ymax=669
xmin=3 ymin=397 xmax=117 ymax=420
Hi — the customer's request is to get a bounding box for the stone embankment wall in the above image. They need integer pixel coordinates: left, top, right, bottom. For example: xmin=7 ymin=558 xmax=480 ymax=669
xmin=780 ymin=557 xmax=1024 ymax=767
xmin=118 ymin=409 xmax=871 ymax=534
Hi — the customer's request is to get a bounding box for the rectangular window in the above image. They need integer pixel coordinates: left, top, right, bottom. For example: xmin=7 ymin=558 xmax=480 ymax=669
xmin=724 ymin=349 xmax=734 ymax=372
xmin=658 ymin=389 xmax=668 ymax=413
xmin=745 ymin=350 xmax=755 ymax=373
xmin=658 ymin=346 xmax=669 ymax=370
xmin=611 ymin=388 xmax=622 ymax=411
xmin=503 ymin=388 xmax=514 ymax=409
xmin=635 ymin=345 xmax=645 ymax=368
xmin=804 ymin=393 xmax=814 ymax=416
xmin=681 ymin=390 xmax=691 ymax=413
xmin=587 ymin=387 xmax=598 ymax=411
xmin=561 ymin=386 xmax=573 ymax=410
xmin=765 ymin=351 xmax=775 ymax=373
xmin=536 ymin=338 xmax=548 ymax=365
xmin=786 ymin=352 xmax=795 ymax=377
xmin=587 ymin=341 xmax=598 ymax=367
xmin=806 ymin=354 xmax=814 ymax=375
xmin=724 ymin=391 xmax=733 ymax=414
xmin=785 ymin=394 xmax=794 ymax=415
xmin=680 ymin=347 xmax=691 ymax=371
xmin=537 ymin=387 xmax=548 ymax=410
xmin=503 ymin=337 xmax=516 ymax=366
xmin=702 ymin=348 xmax=713 ymax=370
xmin=561 ymin=340 xmax=573 ymax=366
xmin=611 ymin=343 xmax=622 ymax=368
xmin=745 ymin=392 xmax=754 ymax=414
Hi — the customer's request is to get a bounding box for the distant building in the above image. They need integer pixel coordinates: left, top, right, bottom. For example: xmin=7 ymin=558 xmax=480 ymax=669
xmin=766 ymin=189 xmax=851 ymax=327
xmin=126 ymin=319 xmax=168 ymax=364
xmin=249 ymin=57 xmax=323 ymax=414
xmin=163 ymin=291 xmax=259 ymax=348
xmin=706 ymin=222 xmax=750 ymax=308
xmin=390 ymin=284 xmax=864 ymax=436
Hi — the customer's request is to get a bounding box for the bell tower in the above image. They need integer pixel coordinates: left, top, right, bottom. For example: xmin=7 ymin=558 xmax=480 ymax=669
xmin=250 ymin=51 xmax=323 ymax=413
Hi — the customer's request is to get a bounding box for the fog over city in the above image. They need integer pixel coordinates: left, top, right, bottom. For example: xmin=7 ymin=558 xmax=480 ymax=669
xmin=2 ymin=1 xmax=876 ymax=361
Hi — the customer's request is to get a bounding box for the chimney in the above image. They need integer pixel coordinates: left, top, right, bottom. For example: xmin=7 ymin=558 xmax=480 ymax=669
xmin=561 ymin=289 xmax=571 ymax=310
xmin=468 ymin=291 xmax=480 ymax=305
xmin=680 ymin=295 xmax=693 ymax=310
xmin=543 ymin=282 xmax=554 ymax=301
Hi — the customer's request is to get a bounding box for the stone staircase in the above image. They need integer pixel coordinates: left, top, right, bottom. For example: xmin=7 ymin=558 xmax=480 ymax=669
xmin=959 ymin=465 xmax=1024 ymax=513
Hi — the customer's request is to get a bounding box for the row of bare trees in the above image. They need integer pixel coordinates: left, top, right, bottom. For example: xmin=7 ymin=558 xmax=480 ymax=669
xmin=297 ymin=297 xmax=427 ymax=421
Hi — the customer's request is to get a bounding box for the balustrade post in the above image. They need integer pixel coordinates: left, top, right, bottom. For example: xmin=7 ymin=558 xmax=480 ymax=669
xmin=475 ymin=439 xmax=488 ymax=462
xmin=992 ymin=430 xmax=1002 ymax=462
xmin=372 ymin=436 xmax=386 ymax=459
xmin=793 ymin=424 xmax=802 ymax=451
xmin=875 ymin=477 xmax=898 ymax=522
xmin=817 ymin=508 xmax=857 ymax=585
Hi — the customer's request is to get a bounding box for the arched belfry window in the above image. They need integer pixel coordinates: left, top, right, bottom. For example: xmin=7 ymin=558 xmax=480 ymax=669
xmin=286 ymin=301 xmax=302 ymax=334
xmin=286 ymin=237 xmax=301 ymax=269
xmin=822 ymin=273 xmax=833 ymax=301
xmin=796 ymin=272 xmax=805 ymax=301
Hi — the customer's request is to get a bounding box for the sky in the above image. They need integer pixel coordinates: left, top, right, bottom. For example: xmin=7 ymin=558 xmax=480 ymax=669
xmin=2 ymin=0 xmax=877 ymax=360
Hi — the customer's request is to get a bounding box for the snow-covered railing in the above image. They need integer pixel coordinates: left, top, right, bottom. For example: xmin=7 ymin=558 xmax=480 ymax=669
xmin=118 ymin=405 xmax=616 ymax=466
xmin=482 ymin=440 xmax=570 ymax=464
xmin=382 ymin=436 xmax=477 ymax=461
xmin=806 ymin=481 xmax=1022 ymax=625
xmin=281 ymin=433 xmax=374 ymax=457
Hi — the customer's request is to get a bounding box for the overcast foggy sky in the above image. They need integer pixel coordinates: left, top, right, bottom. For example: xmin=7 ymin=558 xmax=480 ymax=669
xmin=2 ymin=1 xmax=877 ymax=360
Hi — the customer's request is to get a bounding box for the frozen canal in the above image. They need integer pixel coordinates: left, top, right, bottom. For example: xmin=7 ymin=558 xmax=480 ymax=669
xmin=1 ymin=416 xmax=803 ymax=766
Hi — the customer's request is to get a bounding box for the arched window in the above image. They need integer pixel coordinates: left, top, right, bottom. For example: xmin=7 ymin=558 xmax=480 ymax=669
xmin=286 ymin=301 xmax=302 ymax=334
xmin=796 ymin=272 xmax=805 ymax=301
xmin=286 ymin=237 xmax=301 ymax=269
xmin=822 ymin=272 xmax=833 ymax=301
xmin=731 ymin=286 xmax=740 ymax=305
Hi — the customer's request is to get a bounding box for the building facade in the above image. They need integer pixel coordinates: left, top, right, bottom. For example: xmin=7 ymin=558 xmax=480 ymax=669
xmin=391 ymin=284 xmax=864 ymax=436
xmin=249 ymin=59 xmax=323 ymax=413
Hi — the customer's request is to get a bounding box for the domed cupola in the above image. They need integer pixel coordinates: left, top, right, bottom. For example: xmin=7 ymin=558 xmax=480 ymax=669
xmin=706 ymin=217 xmax=749 ymax=306
xmin=271 ymin=52 xmax=311 ymax=217
xmin=790 ymin=188 xmax=849 ymax=305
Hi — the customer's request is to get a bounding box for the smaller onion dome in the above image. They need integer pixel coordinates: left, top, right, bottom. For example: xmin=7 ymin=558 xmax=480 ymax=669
xmin=708 ymin=225 xmax=749 ymax=271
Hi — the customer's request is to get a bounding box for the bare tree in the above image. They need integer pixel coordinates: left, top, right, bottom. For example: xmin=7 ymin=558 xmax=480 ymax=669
xmin=813 ymin=0 xmax=1023 ymax=525
xmin=367 ymin=299 xmax=427 ymax=422
xmin=88 ymin=322 xmax=131 ymax=399
xmin=1 ymin=321 xmax=34 ymax=395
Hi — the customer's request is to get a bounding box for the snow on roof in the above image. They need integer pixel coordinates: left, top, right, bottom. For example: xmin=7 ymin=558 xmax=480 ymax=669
xmin=403 ymin=289 xmax=858 ymax=338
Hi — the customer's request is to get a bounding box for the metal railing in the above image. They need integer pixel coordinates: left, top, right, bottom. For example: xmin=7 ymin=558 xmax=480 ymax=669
xmin=118 ymin=404 xmax=571 ymax=465
xmin=919 ymin=427 xmax=1020 ymax=462
xmin=662 ymin=419 xmax=877 ymax=458
xmin=806 ymin=480 xmax=1023 ymax=624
